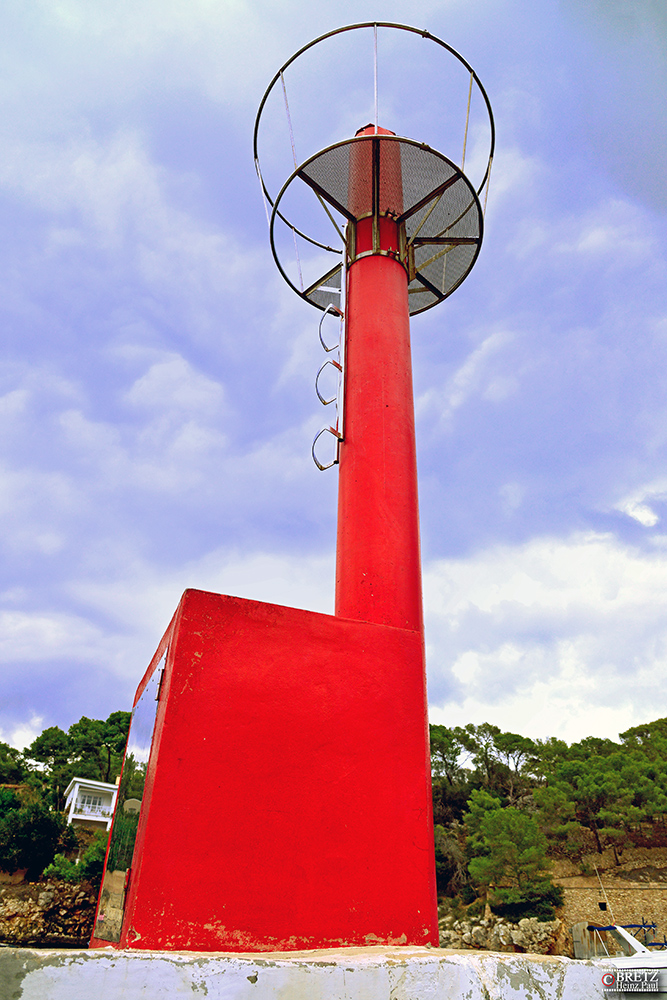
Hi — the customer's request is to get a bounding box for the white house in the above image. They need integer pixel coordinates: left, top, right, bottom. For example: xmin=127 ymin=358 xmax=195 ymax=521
xmin=64 ymin=777 xmax=119 ymax=831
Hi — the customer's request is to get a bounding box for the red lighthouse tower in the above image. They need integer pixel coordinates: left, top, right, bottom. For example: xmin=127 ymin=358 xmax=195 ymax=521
xmin=90 ymin=24 xmax=493 ymax=953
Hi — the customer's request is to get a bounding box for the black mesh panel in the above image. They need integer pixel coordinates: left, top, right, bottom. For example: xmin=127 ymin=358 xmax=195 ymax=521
xmin=279 ymin=135 xmax=482 ymax=315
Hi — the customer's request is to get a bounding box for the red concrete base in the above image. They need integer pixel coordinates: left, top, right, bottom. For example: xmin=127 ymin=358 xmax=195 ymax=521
xmin=90 ymin=589 xmax=438 ymax=952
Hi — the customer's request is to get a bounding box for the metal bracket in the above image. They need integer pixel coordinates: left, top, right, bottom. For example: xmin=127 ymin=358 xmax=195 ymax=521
xmin=312 ymin=426 xmax=341 ymax=470
xmin=315 ymin=359 xmax=342 ymax=405
xmin=318 ymin=303 xmax=342 ymax=351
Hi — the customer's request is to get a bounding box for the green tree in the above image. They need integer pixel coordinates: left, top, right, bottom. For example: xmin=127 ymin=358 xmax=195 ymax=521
xmin=68 ymin=711 xmax=130 ymax=783
xmin=429 ymin=725 xmax=476 ymax=825
xmin=430 ymin=725 xmax=465 ymax=784
xmin=465 ymin=791 xmax=548 ymax=889
xmin=493 ymin=731 xmax=538 ymax=800
xmin=27 ymin=726 xmax=71 ymax=770
xmin=464 ymin=789 xmax=561 ymax=920
xmin=620 ymin=718 xmax=667 ymax=748
xmin=528 ymin=737 xmax=571 ymax=781
xmin=0 ymin=801 xmax=67 ymax=879
xmin=434 ymin=823 xmax=468 ymax=896
xmin=26 ymin=726 xmax=73 ymax=810
xmin=549 ymin=747 xmax=645 ymax=856
xmin=0 ymin=741 xmax=27 ymax=783
xmin=25 ymin=712 xmax=131 ymax=808
xmin=457 ymin=724 xmax=503 ymax=788
xmin=463 ymin=787 xmax=503 ymax=854
xmin=454 ymin=723 xmax=537 ymax=802
xmin=0 ymin=788 xmax=21 ymax=815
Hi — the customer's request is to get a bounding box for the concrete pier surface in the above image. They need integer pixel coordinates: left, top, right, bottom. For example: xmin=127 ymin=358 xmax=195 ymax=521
xmin=1 ymin=945 xmax=613 ymax=999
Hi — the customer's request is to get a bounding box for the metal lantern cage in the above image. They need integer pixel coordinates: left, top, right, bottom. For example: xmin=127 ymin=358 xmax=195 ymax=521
xmin=253 ymin=22 xmax=495 ymax=316
xmin=253 ymin=22 xmax=495 ymax=470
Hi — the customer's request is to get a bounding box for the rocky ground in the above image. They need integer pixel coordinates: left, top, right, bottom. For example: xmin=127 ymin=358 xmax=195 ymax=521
xmin=439 ymin=914 xmax=565 ymax=954
xmin=438 ymin=846 xmax=667 ymax=956
xmin=0 ymin=879 xmax=97 ymax=947
xmin=4 ymin=844 xmax=667 ymax=953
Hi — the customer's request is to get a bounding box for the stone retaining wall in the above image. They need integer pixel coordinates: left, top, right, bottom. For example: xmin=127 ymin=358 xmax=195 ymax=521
xmin=439 ymin=915 xmax=565 ymax=954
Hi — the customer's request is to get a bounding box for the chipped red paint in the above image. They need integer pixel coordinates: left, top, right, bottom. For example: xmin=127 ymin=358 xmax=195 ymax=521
xmin=90 ymin=589 xmax=438 ymax=952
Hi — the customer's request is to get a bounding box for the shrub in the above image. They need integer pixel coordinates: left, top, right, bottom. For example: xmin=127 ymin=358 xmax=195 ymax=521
xmin=79 ymin=831 xmax=108 ymax=888
xmin=434 ymin=824 xmax=468 ymax=896
xmin=42 ymin=853 xmax=81 ymax=883
xmin=43 ymin=830 xmax=109 ymax=889
xmin=490 ymin=880 xmax=564 ymax=922
xmin=460 ymin=883 xmax=477 ymax=905
xmin=0 ymin=803 xmax=66 ymax=879
xmin=0 ymin=788 xmax=20 ymax=816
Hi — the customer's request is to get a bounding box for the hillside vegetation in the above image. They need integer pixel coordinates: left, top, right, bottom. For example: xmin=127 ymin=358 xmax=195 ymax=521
xmin=0 ymin=712 xmax=129 ymax=884
xmin=430 ymin=717 xmax=667 ymax=920
xmin=3 ymin=710 xmax=667 ymax=918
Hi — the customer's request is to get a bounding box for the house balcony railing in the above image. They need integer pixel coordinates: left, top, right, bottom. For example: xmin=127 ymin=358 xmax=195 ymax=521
xmin=74 ymin=803 xmax=112 ymax=817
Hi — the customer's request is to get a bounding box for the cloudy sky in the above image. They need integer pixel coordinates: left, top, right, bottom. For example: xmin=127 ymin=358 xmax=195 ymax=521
xmin=1 ymin=0 xmax=666 ymax=750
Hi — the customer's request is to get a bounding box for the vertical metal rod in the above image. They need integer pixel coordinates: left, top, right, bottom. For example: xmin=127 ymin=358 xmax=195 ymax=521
xmin=255 ymin=161 xmax=272 ymax=231
xmin=292 ymin=227 xmax=304 ymax=291
xmin=280 ymin=71 xmax=298 ymax=169
xmin=372 ymin=137 xmax=380 ymax=253
xmin=462 ymin=70 xmax=473 ymax=171
xmin=279 ymin=71 xmax=303 ymax=290
xmin=483 ymin=155 xmax=493 ymax=216
xmin=373 ymin=25 xmax=378 ymax=134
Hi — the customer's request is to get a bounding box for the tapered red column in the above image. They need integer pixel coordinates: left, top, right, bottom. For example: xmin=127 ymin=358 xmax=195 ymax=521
xmin=335 ymin=129 xmax=423 ymax=632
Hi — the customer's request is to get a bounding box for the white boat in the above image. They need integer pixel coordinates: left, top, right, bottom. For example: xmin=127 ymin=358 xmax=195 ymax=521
xmin=594 ymin=925 xmax=667 ymax=994
xmin=601 ymin=924 xmax=666 ymax=967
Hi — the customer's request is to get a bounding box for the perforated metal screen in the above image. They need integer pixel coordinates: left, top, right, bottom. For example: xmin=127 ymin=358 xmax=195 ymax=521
xmin=271 ymin=135 xmax=483 ymax=316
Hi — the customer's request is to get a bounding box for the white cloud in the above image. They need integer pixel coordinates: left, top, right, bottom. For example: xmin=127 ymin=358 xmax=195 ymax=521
xmin=56 ymin=546 xmax=336 ymax=695
xmin=0 ymin=130 xmax=259 ymax=352
xmin=0 ymin=544 xmax=335 ymax=728
xmin=125 ymin=355 xmax=225 ymax=415
xmin=424 ymin=532 xmax=667 ymax=741
xmin=0 ymin=389 xmax=29 ymax=421
xmin=555 ymin=198 xmax=655 ymax=262
xmin=0 ymin=464 xmax=78 ymax=549
xmin=6 ymin=716 xmax=44 ymax=752
xmin=0 ymin=0 xmax=296 ymax=121
xmin=616 ymin=480 xmax=667 ymax=527
xmin=46 ymin=350 xmax=232 ymax=496
xmin=482 ymin=143 xmax=542 ymax=210
xmin=620 ymin=501 xmax=660 ymax=528
xmin=69 ymin=546 xmax=333 ymax=632
xmin=0 ymin=610 xmax=105 ymax=663
xmin=416 ymin=329 xmax=512 ymax=427
xmin=499 ymin=481 xmax=524 ymax=514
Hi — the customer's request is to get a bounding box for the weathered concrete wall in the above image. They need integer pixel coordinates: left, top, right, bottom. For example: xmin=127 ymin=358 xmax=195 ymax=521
xmin=0 ymin=945 xmax=611 ymax=999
